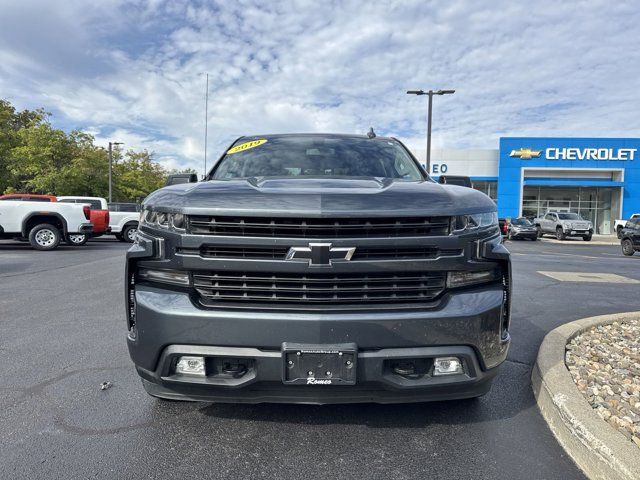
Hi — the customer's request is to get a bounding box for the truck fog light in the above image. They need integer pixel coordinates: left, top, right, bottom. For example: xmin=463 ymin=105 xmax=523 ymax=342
xmin=433 ymin=357 xmax=463 ymax=376
xmin=175 ymin=356 xmax=206 ymax=376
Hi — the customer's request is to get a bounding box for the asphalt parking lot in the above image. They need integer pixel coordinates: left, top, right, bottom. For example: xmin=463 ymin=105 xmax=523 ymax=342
xmin=1 ymin=237 xmax=639 ymax=479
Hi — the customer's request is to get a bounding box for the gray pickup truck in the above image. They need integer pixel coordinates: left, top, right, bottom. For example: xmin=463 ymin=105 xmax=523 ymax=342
xmin=126 ymin=133 xmax=511 ymax=404
xmin=534 ymin=211 xmax=593 ymax=241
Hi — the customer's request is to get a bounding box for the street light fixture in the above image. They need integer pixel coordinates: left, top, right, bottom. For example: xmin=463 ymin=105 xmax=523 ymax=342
xmin=406 ymin=89 xmax=455 ymax=174
xmin=108 ymin=141 xmax=124 ymax=203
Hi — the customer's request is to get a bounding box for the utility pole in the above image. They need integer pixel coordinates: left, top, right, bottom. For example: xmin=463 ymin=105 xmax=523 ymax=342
xmin=406 ymin=89 xmax=455 ymax=174
xmin=108 ymin=141 xmax=123 ymax=203
xmin=204 ymin=73 xmax=209 ymax=178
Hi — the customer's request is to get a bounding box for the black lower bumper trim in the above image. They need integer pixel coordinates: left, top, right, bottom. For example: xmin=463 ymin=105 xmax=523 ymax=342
xmin=135 ymin=344 xmax=500 ymax=404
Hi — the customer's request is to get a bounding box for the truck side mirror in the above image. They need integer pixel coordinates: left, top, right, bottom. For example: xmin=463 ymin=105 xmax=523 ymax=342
xmin=437 ymin=175 xmax=472 ymax=188
xmin=166 ymin=173 xmax=198 ymax=186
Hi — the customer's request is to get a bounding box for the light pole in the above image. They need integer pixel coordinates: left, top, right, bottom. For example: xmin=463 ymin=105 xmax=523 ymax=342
xmin=406 ymin=89 xmax=455 ymax=174
xmin=108 ymin=141 xmax=123 ymax=203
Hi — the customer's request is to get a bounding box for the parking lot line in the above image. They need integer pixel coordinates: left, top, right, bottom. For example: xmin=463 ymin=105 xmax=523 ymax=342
xmin=537 ymin=271 xmax=640 ymax=283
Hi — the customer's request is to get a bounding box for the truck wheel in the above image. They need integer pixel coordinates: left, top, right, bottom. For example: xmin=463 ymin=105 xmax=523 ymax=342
xmin=556 ymin=227 xmax=565 ymax=241
xmin=582 ymin=233 xmax=592 ymax=242
xmin=617 ymin=226 xmax=624 ymax=239
xmin=622 ymin=239 xmax=635 ymax=256
xmin=122 ymin=224 xmax=137 ymax=243
xmin=66 ymin=234 xmax=88 ymax=246
xmin=29 ymin=223 xmax=61 ymax=251
xmin=536 ymin=226 xmax=543 ymax=238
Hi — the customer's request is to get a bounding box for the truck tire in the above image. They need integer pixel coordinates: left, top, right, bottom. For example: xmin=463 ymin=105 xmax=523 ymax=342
xmin=617 ymin=226 xmax=624 ymax=239
xmin=66 ymin=234 xmax=88 ymax=246
xmin=536 ymin=226 xmax=543 ymax=238
xmin=622 ymin=239 xmax=635 ymax=256
xmin=28 ymin=223 xmax=61 ymax=251
xmin=582 ymin=233 xmax=592 ymax=241
xmin=122 ymin=224 xmax=138 ymax=243
xmin=555 ymin=227 xmax=565 ymax=241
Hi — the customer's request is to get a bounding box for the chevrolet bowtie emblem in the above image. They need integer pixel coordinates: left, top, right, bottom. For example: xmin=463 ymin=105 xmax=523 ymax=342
xmin=510 ymin=148 xmax=542 ymax=159
xmin=286 ymin=243 xmax=356 ymax=267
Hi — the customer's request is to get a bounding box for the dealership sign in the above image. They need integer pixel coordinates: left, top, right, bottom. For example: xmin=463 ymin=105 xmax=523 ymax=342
xmin=511 ymin=147 xmax=637 ymax=161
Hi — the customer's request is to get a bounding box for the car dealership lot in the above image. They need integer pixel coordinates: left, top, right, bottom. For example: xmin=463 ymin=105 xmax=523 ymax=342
xmin=1 ymin=238 xmax=638 ymax=479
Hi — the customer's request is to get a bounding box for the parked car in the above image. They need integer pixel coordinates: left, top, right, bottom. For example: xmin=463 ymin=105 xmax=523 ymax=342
xmin=507 ymin=217 xmax=538 ymax=241
xmin=620 ymin=218 xmax=640 ymax=256
xmin=498 ymin=218 xmax=508 ymax=237
xmin=126 ymin=133 xmax=511 ymax=404
xmin=57 ymin=196 xmax=109 ymax=245
xmin=0 ymin=193 xmax=57 ymax=202
xmin=108 ymin=202 xmax=140 ymax=242
xmin=615 ymin=213 xmax=640 ymax=239
xmin=534 ymin=211 xmax=593 ymax=241
xmin=0 ymin=200 xmax=92 ymax=250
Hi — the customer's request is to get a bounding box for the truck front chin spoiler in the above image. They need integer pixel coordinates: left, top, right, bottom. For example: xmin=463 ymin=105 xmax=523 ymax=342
xmin=135 ymin=344 xmax=501 ymax=404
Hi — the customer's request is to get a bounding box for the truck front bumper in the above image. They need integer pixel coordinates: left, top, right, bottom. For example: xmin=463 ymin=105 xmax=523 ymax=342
xmin=128 ymin=284 xmax=509 ymax=404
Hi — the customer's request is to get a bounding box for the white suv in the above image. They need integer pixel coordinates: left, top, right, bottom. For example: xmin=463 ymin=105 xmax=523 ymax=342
xmin=108 ymin=203 xmax=140 ymax=242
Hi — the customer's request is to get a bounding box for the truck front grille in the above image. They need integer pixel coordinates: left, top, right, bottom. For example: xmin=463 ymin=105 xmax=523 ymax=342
xmin=193 ymin=271 xmax=446 ymax=306
xmin=187 ymin=216 xmax=451 ymax=238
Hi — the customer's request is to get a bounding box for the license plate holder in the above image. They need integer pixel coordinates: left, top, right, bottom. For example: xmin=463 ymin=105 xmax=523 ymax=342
xmin=282 ymin=343 xmax=357 ymax=385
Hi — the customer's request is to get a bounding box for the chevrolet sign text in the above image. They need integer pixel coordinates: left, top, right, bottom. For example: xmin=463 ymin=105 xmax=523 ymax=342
xmin=545 ymin=147 xmax=636 ymax=161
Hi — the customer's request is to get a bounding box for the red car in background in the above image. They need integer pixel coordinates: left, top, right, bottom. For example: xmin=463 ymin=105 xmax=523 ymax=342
xmin=0 ymin=194 xmax=58 ymax=202
xmin=57 ymin=196 xmax=109 ymax=245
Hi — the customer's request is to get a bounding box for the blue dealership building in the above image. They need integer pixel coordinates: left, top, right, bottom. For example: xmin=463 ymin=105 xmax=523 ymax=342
xmin=425 ymin=137 xmax=640 ymax=234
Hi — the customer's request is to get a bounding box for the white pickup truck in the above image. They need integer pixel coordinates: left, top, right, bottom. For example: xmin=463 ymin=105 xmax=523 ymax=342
xmin=615 ymin=214 xmax=640 ymax=238
xmin=534 ymin=210 xmax=593 ymax=241
xmin=107 ymin=202 xmax=140 ymax=242
xmin=0 ymin=200 xmax=93 ymax=250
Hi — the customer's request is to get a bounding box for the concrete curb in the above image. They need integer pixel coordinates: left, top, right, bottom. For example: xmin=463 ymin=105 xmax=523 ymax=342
xmin=532 ymin=311 xmax=640 ymax=480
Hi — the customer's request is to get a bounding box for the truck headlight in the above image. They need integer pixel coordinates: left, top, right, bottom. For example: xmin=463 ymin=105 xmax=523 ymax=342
xmin=140 ymin=207 xmax=186 ymax=232
xmin=452 ymin=211 xmax=498 ymax=234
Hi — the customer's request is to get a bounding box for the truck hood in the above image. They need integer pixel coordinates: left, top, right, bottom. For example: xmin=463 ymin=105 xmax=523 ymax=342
xmin=143 ymin=177 xmax=496 ymax=217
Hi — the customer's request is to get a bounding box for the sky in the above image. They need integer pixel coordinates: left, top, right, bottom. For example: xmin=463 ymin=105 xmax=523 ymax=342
xmin=1 ymin=0 xmax=639 ymax=174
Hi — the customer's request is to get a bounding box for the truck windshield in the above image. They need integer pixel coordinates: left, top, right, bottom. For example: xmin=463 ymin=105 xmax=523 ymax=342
xmin=212 ymin=136 xmax=424 ymax=180
xmin=557 ymin=213 xmax=581 ymax=220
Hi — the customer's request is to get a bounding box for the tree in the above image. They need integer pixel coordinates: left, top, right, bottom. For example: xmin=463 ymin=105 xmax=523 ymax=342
xmin=0 ymin=100 xmax=47 ymax=193
xmin=112 ymin=150 xmax=167 ymax=202
xmin=0 ymin=98 xmax=173 ymax=200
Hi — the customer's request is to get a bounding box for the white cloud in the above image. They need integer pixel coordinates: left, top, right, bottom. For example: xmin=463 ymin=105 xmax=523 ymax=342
xmin=1 ymin=0 xmax=639 ymax=176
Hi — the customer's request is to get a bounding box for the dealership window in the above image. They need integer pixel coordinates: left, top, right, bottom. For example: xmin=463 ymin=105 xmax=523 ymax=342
xmin=472 ymin=181 xmax=497 ymax=201
xmin=521 ymin=186 xmax=621 ymax=235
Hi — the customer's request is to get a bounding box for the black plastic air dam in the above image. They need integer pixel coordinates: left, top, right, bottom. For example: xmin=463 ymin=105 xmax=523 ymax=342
xmin=135 ymin=344 xmax=500 ymax=404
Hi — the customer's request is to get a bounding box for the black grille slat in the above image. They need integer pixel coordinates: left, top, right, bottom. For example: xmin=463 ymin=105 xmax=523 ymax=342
xmin=180 ymin=245 xmax=462 ymax=261
xmin=188 ymin=216 xmax=451 ymax=237
xmin=192 ymin=271 xmax=446 ymax=306
xmin=199 ymin=246 xmax=290 ymax=259
xmin=352 ymin=247 xmax=461 ymax=260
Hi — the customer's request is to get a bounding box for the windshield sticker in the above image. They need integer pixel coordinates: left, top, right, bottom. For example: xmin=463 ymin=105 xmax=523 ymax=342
xmin=227 ymin=139 xmax=267 ymax=154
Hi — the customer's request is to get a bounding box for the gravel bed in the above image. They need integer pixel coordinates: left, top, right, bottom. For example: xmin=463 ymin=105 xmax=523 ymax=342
xmin=566 ymin=318 xmax=640 ymax=448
